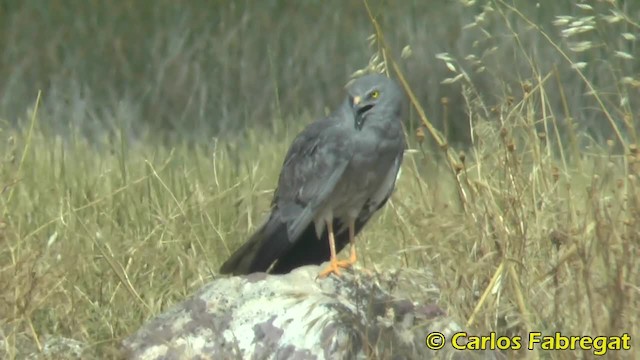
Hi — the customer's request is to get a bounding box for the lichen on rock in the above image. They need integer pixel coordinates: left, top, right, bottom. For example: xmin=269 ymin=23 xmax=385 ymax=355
xmin=122 ymin=265 xmax=502 ymax=360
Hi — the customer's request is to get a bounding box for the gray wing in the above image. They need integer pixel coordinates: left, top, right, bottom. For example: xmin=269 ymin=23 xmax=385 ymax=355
xmin=219 ymin=118 xmax=354 ymax=275
xmin=273 ymin=119 xmax=353 ymax=241
xmin=369 ymin=149 xmax=404 ymax=212
xmin=351 ymin=146 xmax=404 ymax=233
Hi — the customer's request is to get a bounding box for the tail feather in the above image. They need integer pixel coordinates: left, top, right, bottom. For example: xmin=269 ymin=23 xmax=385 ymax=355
xmin=268 ymin=217 xmax=371 ymax=274
xmin=269 ymin=171 xmax=396 ymax=274
xmin=219 ymin=216 xmax=291 ymax=275
xmin=221 ymin=196 xmax=389 ymax=275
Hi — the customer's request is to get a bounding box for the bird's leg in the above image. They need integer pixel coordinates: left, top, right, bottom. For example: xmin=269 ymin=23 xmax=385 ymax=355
xmin=347 ymin=219 xmax=357 ymax=264
xmin=335 ymin=219 xmax=357 ymax=268
xmin=318 ymin=220 xmax=342 ymax=278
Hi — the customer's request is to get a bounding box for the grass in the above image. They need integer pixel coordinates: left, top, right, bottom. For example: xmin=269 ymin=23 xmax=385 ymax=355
xmin=1 ymin=1 xmax=638 ymax=146
xmin=1 ymin=1 xmax=639 ymax=359
xmin=2 ymin=83 xmax=639 ymax=359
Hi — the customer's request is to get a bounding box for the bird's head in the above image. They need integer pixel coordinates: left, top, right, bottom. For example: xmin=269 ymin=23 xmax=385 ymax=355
xmin=346 ymin=74 xmax=404 ymax=130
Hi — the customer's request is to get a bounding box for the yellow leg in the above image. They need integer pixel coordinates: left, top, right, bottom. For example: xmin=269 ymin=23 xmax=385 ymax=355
xmin=335 ymin=220 xmax=357 ymax=267
xmin=318 ymin=220 xmax=342 ymax=278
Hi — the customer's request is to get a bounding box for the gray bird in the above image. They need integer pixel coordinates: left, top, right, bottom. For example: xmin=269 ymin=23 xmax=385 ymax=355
xmin=219 ymin=73 xmax=406 ymax=278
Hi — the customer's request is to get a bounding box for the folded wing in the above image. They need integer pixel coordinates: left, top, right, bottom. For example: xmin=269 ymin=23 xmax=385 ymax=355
xmin=219 ymin=119 xmax=353 ymax=275
xmin=268 ymin=149 xmax=404 ymax=274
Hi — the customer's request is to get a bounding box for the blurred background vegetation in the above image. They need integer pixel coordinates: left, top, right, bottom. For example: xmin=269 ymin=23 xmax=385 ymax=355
xmin=0 ymin=0 xmax=637 ymax=146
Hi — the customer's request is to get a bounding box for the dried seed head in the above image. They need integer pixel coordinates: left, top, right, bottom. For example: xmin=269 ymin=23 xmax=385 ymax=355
xmin=614 ymin=51 xmax=633 ymax=60
xmin=629 ymin=144 xmax=638 ymax=155
xmin=607 ymin=139 xmax=615 ymax=148
xmin=440 ymin=143 xmax=449 ymax=151
xmin=549 ymin=229 xmax=565 ymax=249
xmin=459 ymin=151 xmax=466 ymax=163
xmin=401 ymin=45 xmax=413 ymax=59
xmin=506 ymin=96 xmax=514 ymax=106
xmin=416 ymin=127 xmax=425 ymax=143
xmin=454 ymin=163 xmax=464 ymax=173
xmin=551 ymin=166 xmax=560 ymax=182
xmin=537 ymin=132 xmax=546 ymax=140
xmin=507 ymin=142 xmax=516 ymax=152
xmin=522 ymin=81 xmax=532 ymax=94
xmin=569 ymin=41 xmax=593 ymax=52
xmin=571 ymin=62 xmax=587 ymax=70
xmin=500 ymin=127 xmax=508 ymax=138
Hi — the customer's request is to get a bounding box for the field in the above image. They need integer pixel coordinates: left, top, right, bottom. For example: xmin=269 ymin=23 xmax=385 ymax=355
xmin=1 ymin=1 xmax=639 ymax=359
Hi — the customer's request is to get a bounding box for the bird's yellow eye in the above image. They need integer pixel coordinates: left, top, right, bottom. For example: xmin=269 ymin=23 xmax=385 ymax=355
xmin=370 ymin=90 xmax=380 ymax=99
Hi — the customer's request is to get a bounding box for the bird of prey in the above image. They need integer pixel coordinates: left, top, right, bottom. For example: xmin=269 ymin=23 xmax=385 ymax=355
xmin=219 ymin=73 xmax=406 ymax=278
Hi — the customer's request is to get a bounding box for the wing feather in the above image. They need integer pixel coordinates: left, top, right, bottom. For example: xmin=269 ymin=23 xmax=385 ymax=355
xmin=273 ymin=119 xmax=353 ymax=240
xmin=219 ymin=118 xmax=353 ymax=275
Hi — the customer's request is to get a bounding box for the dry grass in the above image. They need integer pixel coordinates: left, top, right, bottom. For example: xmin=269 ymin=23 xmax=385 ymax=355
xmin=1 ymin=1 xmax=639 ymax=359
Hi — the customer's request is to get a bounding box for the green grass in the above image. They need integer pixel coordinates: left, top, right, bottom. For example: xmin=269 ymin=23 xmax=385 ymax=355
xmin=1 ymin=1 xmax=640 ymax=359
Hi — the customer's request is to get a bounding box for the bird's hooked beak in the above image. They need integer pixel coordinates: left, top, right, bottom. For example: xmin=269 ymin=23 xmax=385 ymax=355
xmin=351 ymin=96 xmax=364 ymax=130
xmin=351 ymin=95 xmax=373 ymax=130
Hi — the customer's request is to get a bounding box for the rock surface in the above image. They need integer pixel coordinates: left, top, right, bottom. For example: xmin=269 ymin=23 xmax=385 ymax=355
xmin=122 ymin=265 xmax=503 ymax=360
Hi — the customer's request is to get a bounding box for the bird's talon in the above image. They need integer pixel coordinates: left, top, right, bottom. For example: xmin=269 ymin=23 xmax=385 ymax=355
xmin=318 ymin=262 xmax=342 ymax=278
xmin=335 ymin=259 xmax=355 ymax=269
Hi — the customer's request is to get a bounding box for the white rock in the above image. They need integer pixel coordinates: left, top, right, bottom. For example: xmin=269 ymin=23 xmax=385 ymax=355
xmin=122 ymin=265 xmax=503 ymax=360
